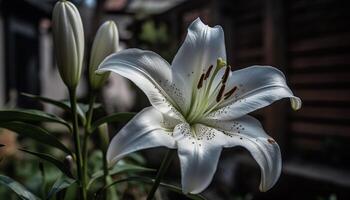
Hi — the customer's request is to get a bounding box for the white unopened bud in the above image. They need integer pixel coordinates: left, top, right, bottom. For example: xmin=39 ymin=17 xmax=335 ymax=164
xmin=89 ymin=21 xmax=119 ymax=90
xmin=52 ymin=0 xmax=84 ymax=89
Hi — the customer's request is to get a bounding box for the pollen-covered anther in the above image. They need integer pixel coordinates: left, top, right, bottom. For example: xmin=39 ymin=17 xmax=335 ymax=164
xmin=222 ymin=66 xmax=230 ymax=83
xmin=216 ymin=84 xmax=226 ymax=102
xmin=267 ymin=138 xmax=276 ymax=144
xmin=204 ymin=65 xmax=213 ymax=80
xmin=224 ymin=86 xmax=237 ymax=100
xmin=197 ymin=73 xmax=205 ymax=89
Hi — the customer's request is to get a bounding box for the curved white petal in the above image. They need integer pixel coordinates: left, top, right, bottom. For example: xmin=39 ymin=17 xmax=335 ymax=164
xmin=207 ymin=66 xmax=302 ymax=120
xmin=106 ymin=107 xmax=177 ymax=167
xmin=173 ymin=123 xmax=224 ymax=194
xmin=171 ymin=18 xmax=226 ymax=113
xmin=97 ymin=48 xmax=185 ymax=120
xmin=201 ymin=115 xmax=282 ymax=191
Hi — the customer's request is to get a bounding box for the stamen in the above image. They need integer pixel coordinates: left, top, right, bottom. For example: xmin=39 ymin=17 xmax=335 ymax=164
xmin=224 ymin=86 xmax=237 ymax=100
xmin=197 ymin=73 xmax=205 ymax=89
xmin=216 ymin=84 xmax=226 ymax=102
xmin=204 ymin=65 xmax=213 ymax=80
xmin=222 ymin=66 xmax=230 ymax=83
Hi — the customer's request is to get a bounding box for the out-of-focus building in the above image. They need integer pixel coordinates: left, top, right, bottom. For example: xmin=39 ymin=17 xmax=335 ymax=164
xmin=1 ymin=0 xmax=350 ymax=199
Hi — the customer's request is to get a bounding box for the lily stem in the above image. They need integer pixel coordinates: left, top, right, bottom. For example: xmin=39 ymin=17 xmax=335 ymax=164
xmin=146 ymin=149 xmax=176 ymax=200
xmin=69 ymin=88 xmax=87 ymax=200
xmin=82 ymin=91 xmax=97 ymax=196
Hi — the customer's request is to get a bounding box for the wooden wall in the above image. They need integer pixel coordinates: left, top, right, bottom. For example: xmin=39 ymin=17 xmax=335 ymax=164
xmin=219 ymin=0 xmax=350 ymax=168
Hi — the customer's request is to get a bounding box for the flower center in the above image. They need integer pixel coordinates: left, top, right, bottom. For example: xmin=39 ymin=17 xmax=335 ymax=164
xmin=185 ymin=58 xmax=237 ymax=124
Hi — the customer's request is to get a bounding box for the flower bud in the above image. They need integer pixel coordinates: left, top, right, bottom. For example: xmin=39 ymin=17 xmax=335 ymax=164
xmin=89 ymin=21 xmax=119 ymax=90
xmin=52 ymin=0 xmax=84 ymax=88
xmin=98 ymin=123 xmax=110 ymax=152
xmin=63 ymin=155 xmax=74 ymax=177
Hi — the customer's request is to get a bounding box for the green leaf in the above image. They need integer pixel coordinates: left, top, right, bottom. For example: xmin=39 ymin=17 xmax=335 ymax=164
xmin=21 ymin=93 xmax=70 ymax=110
xmin=46 ymin=175 xmax=75 ymax=200
xmin=22 ymin=93 xmax=86 ymax=125
xmin=100 ymin=176 xmax=206 ymax=200
xmin=61 ymin=101 xmax=87 ymax=125
xmin=0 ymin=109 xmax=71 ymax=130
xmin=126 ymin=153 xmax=147 ymax=165
xmin=19 ymin=148 xmax=73 ymax=178
xmin=87 ymin=163 xmax=155 ymax=189
xmin=78 ymin=102 xmax=102 ymax=113
xmin=91 ymin=112 xmax=135 ymax=132
xmin=0 ymin=174 xmax=40 ymax=200
xmin=0 ymin=121 xmax=71 ymax=154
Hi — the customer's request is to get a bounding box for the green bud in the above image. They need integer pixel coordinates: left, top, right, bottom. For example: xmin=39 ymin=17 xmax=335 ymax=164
xmin=52 ymin=0 xmax=84 ymax=89
xmin=98 ymin=123 xmax=110 ymax=152
xmin=89 ymin=21 xmax=119 ymax=90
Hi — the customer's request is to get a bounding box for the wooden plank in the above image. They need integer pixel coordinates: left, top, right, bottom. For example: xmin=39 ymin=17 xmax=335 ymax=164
xmin=284 ymin=160 xmax=350 ymax=187
xmin=235 ymin=12 xmax=262 ymax=25
xmin=262 ymin=0 xmax=288 ymax=144
xmin=235 ymin=23 xmax=262 ymax=47
xmin=290 ymin=54 xmax=350 ymax=69
xmin=289 ymin=6 xmax=349 ymax=24
xmin=294 ymin=89 xmax=350 ymax=102
xmin=236 ymin=47 xmax=262 ymax=60
xmin=290 ymin=138 xmax=321 ymax=151
xmin=290 ymin=73 xmax=350 ymax=84
xmin=291 ymin=106 xmax=350 ymax=121
xmin=288 ymin=20 xmax=350 ymax=40
xmin=291 ymin=122 xmax=350 ymax=137
xmin=287 ymin=0 xmax=349 ymax=14
xmin=289 ymin=33 xmax=350 ymax=53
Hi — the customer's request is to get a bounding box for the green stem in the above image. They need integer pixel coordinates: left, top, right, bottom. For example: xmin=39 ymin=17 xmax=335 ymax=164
xmin=101 ymin=147 xmax=109 ymax=200
xmin=69 ymin=88 xmax=87 ymax=200
xmin=82 ymin=92 xmax=96 ymax=193
xmin=146 ymin=149 xmax=176 ymax=200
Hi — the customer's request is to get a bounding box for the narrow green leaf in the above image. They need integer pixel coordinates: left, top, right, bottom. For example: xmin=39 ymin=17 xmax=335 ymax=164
xmin=87 ymin=163 xmax=155 ymax=189
xmin=19 ymin=149 xmax=73 ymax=178
xmin=126 ymin=153 xmax=147 ymax=165
xmin=61 ymin=101 xmax=87 ymax=125
xmin=0 ymin=174 xmax=40 ymax=200
xmin=78 ymin=102 xmax=102 ymax=113
xmin=46 ymin=175 xmax=75 ymax=200
xmin=21 ymin=93 xmax=70 ymax=110
xmin=21 ymin=93 xmax=86 ymax=124
xmin=91 ymin=112 xmax=135 ymax=132
xmin=99 ymin=176 xmax=206 ymax=200
xmin=0 ymin=122 xmax=71 ymax=154
xmin=0 ymin=109 xmax=71 ymax=130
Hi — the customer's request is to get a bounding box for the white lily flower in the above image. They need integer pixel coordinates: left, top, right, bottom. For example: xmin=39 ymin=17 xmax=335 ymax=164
xmin=98 ymin=18 xmax=302 ymax=194
xmin=52 ymin=0 xmax=84 ymax=88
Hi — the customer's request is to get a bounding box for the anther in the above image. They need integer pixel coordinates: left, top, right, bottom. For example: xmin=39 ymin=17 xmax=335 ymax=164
xmin=222 ymin=66 xmax=230 ymax=83
xmin=216 ymin=84 xmax=226 ymax=102
xmin=224 ymin=86 xmax=237 ymax=100
xmin=197 ymin=73 xmax=205 ymax=89
xmin=229 ymin=65 xmax=234 ymax=71
xmin=268 ymin=138 xmax=276 ymax=144
xmin=204 ymin=65 xmax=213 ymax=80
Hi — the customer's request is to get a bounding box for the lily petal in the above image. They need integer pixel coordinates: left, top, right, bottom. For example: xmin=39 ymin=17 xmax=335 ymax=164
xmin=106 ymin=107 xmax=177 ymax=167
xmin=171 ymin=18 xmax=226 ymax=113
xmin=174 ymin=123 xmax=224 ymax=194
xmin=202 ymin=115 xmax=282 ymax=192
xmin=207 ymin=66 xmax=301 ymax=120
xmin=98 ymin=48 xmax=185 ymax=120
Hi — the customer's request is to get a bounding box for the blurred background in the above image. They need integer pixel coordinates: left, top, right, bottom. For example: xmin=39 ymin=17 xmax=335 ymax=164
xmin=0 ymin=0 xmax=350 ymax=199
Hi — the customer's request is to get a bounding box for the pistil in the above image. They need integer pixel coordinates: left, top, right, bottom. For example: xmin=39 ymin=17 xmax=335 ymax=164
xmin=187 ymin=58 xmax=230 ymax=123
